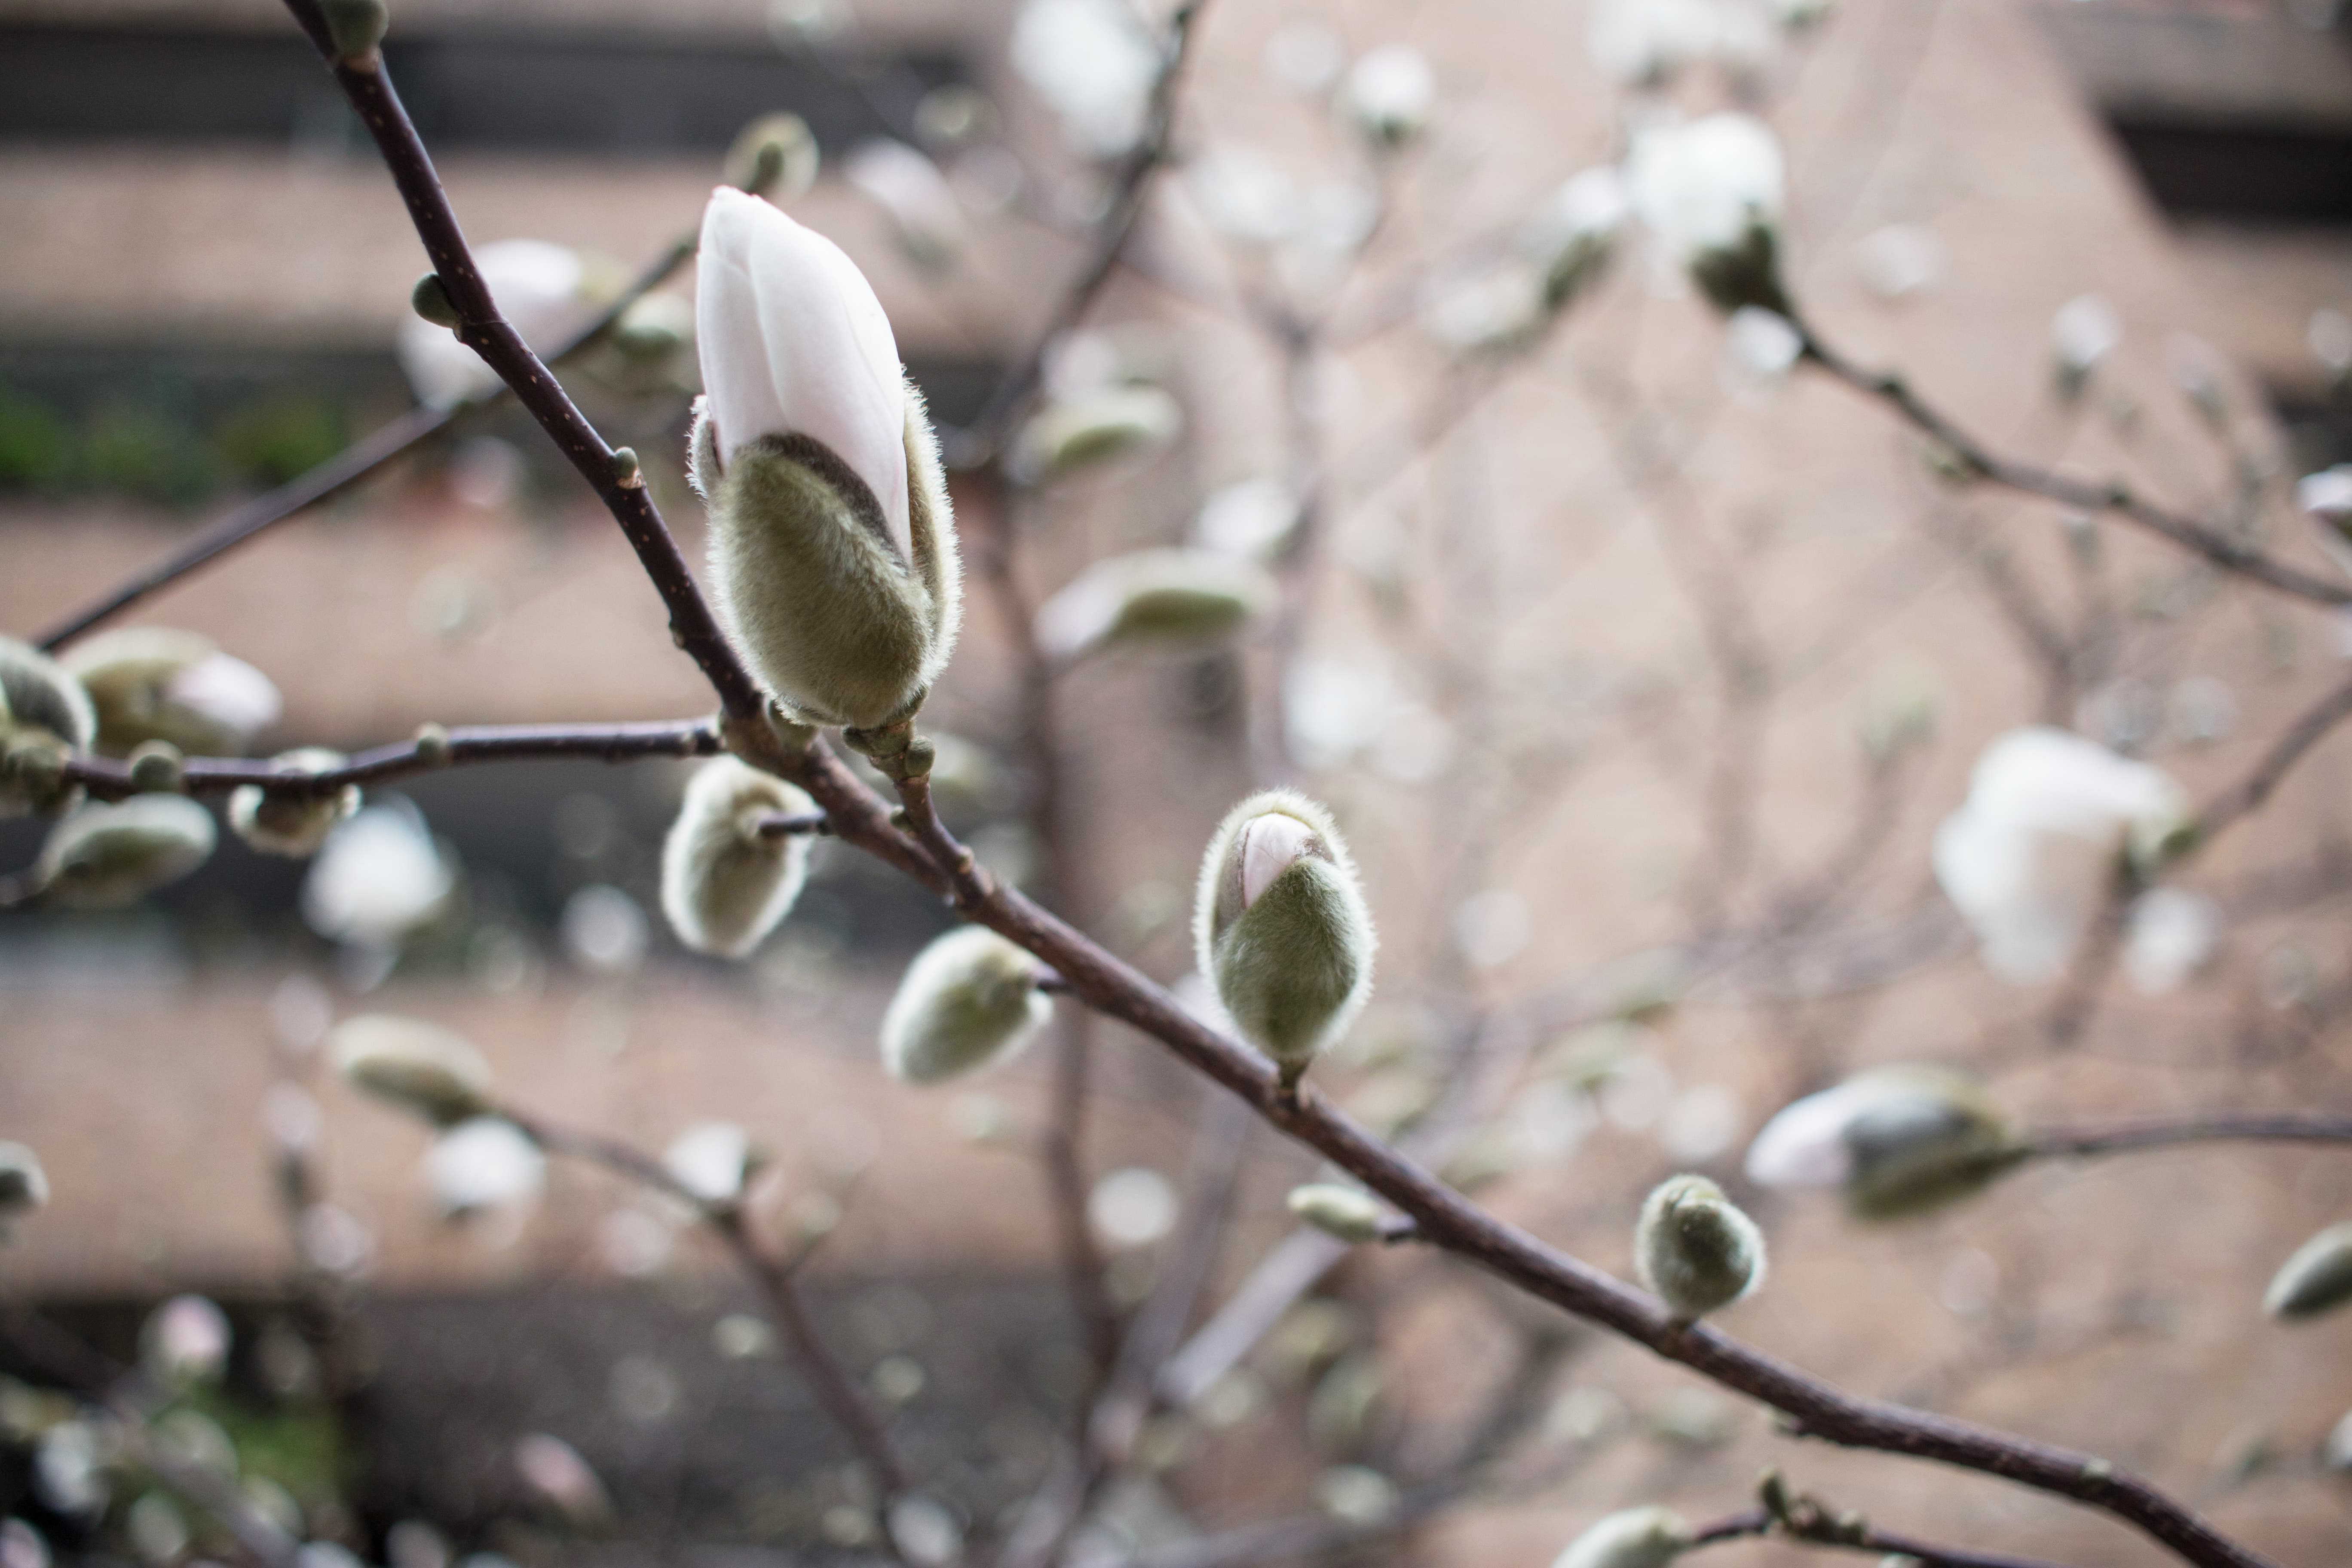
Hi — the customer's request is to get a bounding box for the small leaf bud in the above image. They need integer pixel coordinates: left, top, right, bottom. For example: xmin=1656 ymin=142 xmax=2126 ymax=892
xmin=34 ymin=796 xmax=216 ymax=907
xmin=413 ymin=722 xmax=452 ymax=766
xmin=329 ymin=1014 xmax=496 ymax=1127
xmin=1194 ymin=790 xmax=1377 ymax=1081
xmin=611 ymin=446 xmax=643 ymax=488
xmin=1286 ymin=1183 xmax=1390 ymax=1244
xmin=1635 ymin=1173 xmax=1765 ymax=1321
xmin=411 ymin=273 xmax=461 ymax=328
xmin=2265 ymin=1222 xmax=2352 ymax=1320
xmin=127 ymin=740 xmax=184 ymax=794
xmin=228 ymin=749 xmax=360 ymax=858
xmin=320 ymin=0 xmax=389 ymax=64
xmin=658 ymin=756 xmax=818 ymax=958
xmin=1552 ymin=1506 xmax=1691 ymax=1568
xmin=724 ymin=113 xmax=821 ymax=203
xmin=880 ymin=926 xmax=1053 ymax=1084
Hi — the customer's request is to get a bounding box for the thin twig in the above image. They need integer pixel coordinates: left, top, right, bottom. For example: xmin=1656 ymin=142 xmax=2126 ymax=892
xmin=1687 ymin=1502 xmax=2076 ymax=1568
xmin=2024 ymin=1112 xmax=2352 ymax=1158
xmin=2194 ymin=668 xmax=2352 ymax=845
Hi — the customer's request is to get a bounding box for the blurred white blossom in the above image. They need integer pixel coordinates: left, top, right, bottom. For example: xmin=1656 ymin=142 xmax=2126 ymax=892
xmin=1856 ymin=224 xmax=1943 ymax=300
xmin=398 ymin=240 xmax=587 ymax=408
xmin=844 ymin=140 xmax=964 ymax=268
xmin=1192 ymin=477 xmax=1299 ymax=560
xmin=1088 ymin=1167 xmax=1176 ymax=1247
xmin=664 ymin=1121 xmax=753 ymax=1204
xmin=1011 ymin=0 xmax=1160 ymax=158
xmin=302 ymin=802 xmax=456 ymax=949
xmin=1340 ymin=46 xmax=1435 ymax=145
xmin=560 ymin=884 xmax=649 ymax=976
xmin=514 ymin=1433 xmax=612 ymax=1528
xmin=2124 ymin=887 xmax=2221 ymax=995
xmin=1626 ymin=113 xmax=1783 ymax=258
xmin=144 ymin=1295 xmax=230 ymax=1385
xmin=426 ymin=1118 xmax=544 ymax=1216
xmin=2050 ymin=293 xmax=2121 ymax=377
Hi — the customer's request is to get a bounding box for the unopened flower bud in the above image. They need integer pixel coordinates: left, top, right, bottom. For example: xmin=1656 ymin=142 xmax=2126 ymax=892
xmin=34 ymin=796 xmax=215 ymax=908
xmin=412 ymin=723 xmax=452 ymax=765
xmin=1520 ymin=167 xmax=1630 ymax=310
xmin=1194 ymin=790 xmax=1377 ymax=1081
xmin=1341 ymin=45 xmax=1435 ymax=147
xmin=61 ymin=628 xmax=282 ymax=758
xmin=1635 ymin=1173 xmax=1765 ymax=1321
xmin=608 ymin=292 xmax=693 ymax=368
xmin=725 ymin=112 xmax=821 ymax=202
xmin=693 ymin=189 xmax=962 ymax=729
xmin=0 ymin=635 xmax=96 ymax=818
xmin=0 ymin=1142 xmax=48 ymax=1222
xmin=126 ymin=740 xmax=184 ymax=794
xmin=1553 ymin=1506 xmax=1690 ymax=1568
xmin=1010 ymin=386 xmax=1184 ymax=486
xmin=320 ymin=0 xmax=389 ymax=63
xmin=1287 ymin=1183 xmax=1390 ymax=1244
xmin=659 ymin=756 xmax=818 ymax=958
xmin=229 ymin=749 xmax=360 ymax=858
xmin=411 ymin=272 xmax=461 ymax=328
xmin=1033 ymin=548 xmax=1276 ymax=661
xmin=1744 ymin=1066 xmax=2021 ymax=1220
xmin=2265 ymin=1222 xmax=2352 ymax=1320
xmin=880 ymin=926 xmax=1053 ymax=1084
xmin=1626 ymin=114 xmax=1788 ymax=316
xmin=329 ymin=1014 xmax=496 ymax=1127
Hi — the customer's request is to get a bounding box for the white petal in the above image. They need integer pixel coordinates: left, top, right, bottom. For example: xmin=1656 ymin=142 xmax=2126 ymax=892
xmin=302 ymin=803 xmax=455 ymax=947
xmin=426 ymin=1118 xmax=544 ymax=1213
xmin=1626 ymin=112 xmax=1783 ymax=256
xmin=1238 ymin=812 xmax=1316 ymax=907
xmin=2125 ymin=887 xmax=2221 ymax=995
xmin=1743 ymin=1085 xmax=1864 ymax=1188
xmin=695 ymin=188 xmax=911 ymax=561
xmin=165 ymin=653 xmax=282 ymax=741
xmin=664 ymin=1121 xmax=751 ymax=1203
xmin=1011 ymin=0 xmax=1159 ymax=157
xmin=2051 ymin=293 xmax=2121 ymax=371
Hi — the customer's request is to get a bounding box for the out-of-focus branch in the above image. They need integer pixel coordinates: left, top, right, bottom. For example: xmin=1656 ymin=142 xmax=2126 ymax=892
xmin=61 ymin=718 xmax=720 ymax=801
xmin=1794 ymin=321 xmax=2351 ymax=607
xmin=2022 ymin=1112 xmax=2352 ymax=1158
xmin=34 ymin=236 xmax=698 ymax=653
xmin=2193 ymin=668 xmax=2352 ymax=845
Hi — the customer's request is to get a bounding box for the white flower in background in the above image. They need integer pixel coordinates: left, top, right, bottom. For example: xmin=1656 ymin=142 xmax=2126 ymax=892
xmin=2298 ymin=464 xmax=2352 ymax=579
xmin=426 ymin=1118 xmax=545 ymax=1216
xmin=2124 ymin=886 xmax=2221 ymax=995
xmin=302 ymin=801 xmax=456 ymax=948
xmin=1626 ymin=113 xmax=1783 ymax=260
xmin=1032 ymin=548 xmax=1274 ymax=660
xmin=1588 ymin=0 xmax=1770 ymax=81
xmin=1191 ymin=477 xmax=1299 ymax=560
xmin=33 ymin=1422 xmax=106 ymax=1517
xmin=1519 ymin=166 xmax=1631 ymax=307
xmin=1452 ymin=888 xmax=1531 ymax=968
xmin=1285 ymin=655 xmax=1393 ymax=768
xmin=1087 ymin=1166 xmax=1176 ymax=1247
xmin=1724 ymin=305 xmax=1802 ymax=378
xmin=559 ymin=883 xmax=649 ymax=975
xmin=1744 ymin=1066 xmax=2018 ymax=1219
xmin=397 ymin=239 xmax=587 ymax=408
xmin=2310 ymin=306 xmax=2352 ymax=379
xmin=844 ymin=140 xmax=964 ymax=269
xmin=1553 ymin=1506 xmax=1690 ymax=1568
xmin=0 ymin=1517 xmax=49 ymax=1568
xmin=1010 ymin=386 xmax=1184 ymax=486
xmin=1188 ymin=146 xmax=1302 ymax=245
xmin=1340 ymin=45 xmax=1435 ymax=146
xmin=664 ymin=1121 xmax=754 ymax=1204
xmin=1856 ymin=223 xmax=1943 ymax=300
xmin=514 ymin=1433 xmax=613 ymax=1529
xmin=2050 ymin=292 xmax=2122 ymax=378
xmin=144 ymin=1295 xmax=230 ymax=1384
xmin=1932 ymin=727 xmax=2188 ymax=984
xmin=1011 ymin=0 xmax=1161 ymax=158
xmin=1421 ymin=263 xmax=1547 ymax=351
xmin=887 ymin=1495 xmax=964 ymax=1568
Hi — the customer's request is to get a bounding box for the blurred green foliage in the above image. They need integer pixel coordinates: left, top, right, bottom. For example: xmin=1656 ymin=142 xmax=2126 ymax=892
xmin=0 ymin=379 xmax=348 ymax=507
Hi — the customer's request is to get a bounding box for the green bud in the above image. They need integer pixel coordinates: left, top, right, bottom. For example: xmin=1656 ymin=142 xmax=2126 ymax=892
xmin=1690 ymin=221 xmax=1790 ymax=318
xmin=34 ymin=796 xmax=214 ymax=907
xmin=411 ymin=272 xmax=461 ymax=328
xmin=700 ymin=380 xmax=963 ymax=729
xmin=320 ymin=0 xmax=389 ymax=62
xmin=0 ymin=635 xmax=95 ymax=818
xmin=2265 ymin=1222 xmax=2352 ymax=1320
xmin=0 ymin=1142 xmax=48 ymax=1221
xmin=1010 ymin=386 xmax=1183 ymax=486
xmin=724 ymin=113 xmax=821 ymax=203
xmin=227 ymin=748 xmax=359 ymax=858
xmin=609 ymin=291 xmax=693 ymax=366
xmin=1552 ymin=1506 xmax=1690 ymax=1568
xmin=1841 ymin=1070 xmax=2021 ymax=1220
xmin=127 ymin=740 xmax=184 ymax=794
xmin=1033 ymin=548 xmax=1277 ymax=662
xmin=880 ymin=926 xmax=1052 ymax=1084
xmin=1635 ymin=1174 xmax=1765 ymax=1322
xmin=329 ymin=1014 xmax=496 ymax=1127
xmin=611 ymin=446 xmax=643 ymax=487
xmin=1287 ymin=1183 xmax=1390 ymax=1244
xmin=1193 ymin=790 xmax=1377 ymax=1078
xmin=413 ymin=722 xmax=452 ymax=766
xmin=658 ymin=756 xmax=818 ymax=959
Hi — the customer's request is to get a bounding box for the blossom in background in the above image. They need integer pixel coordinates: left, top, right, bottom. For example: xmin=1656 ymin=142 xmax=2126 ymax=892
xmin=2297 ymin=463 xmax=2352 ymax=580
xmin=1011 ymin=0 xmax=1161 ymax=158
xmin=425 ymin=1117 xmax=545 ymax=1216
xmin=1625 ymin=113 xmax=1786 ymax=313
xmin=843 ymin=140 xmax=965 ymax=268
xmin=1932 ymin=727 xmax=2187 ymax=984
xmin=1340 ymin=45 xmax=1435 ymax=146
xmin=2050 ymin=292 xmax=2121 ymax=394
xmin=1744 ymin=1067 xmax=2020 ymax=1220
xmin=1588 ymin=0 xmax=1770 ymax=83
xmin=396 ymin=239 xmax=588 ymax=408
xmin=2123 ymin=886 xmax=2221 ymax=995
xmin=59 ymin=628 xmax=281 ymax=758
xmin=664 ymin=1121 xmax=755 ymax=1204
xmin=1518 ymin=166 xmax=1631 ymax=309
xmin=1032 ymin=548 xmax=1274 ymax=660
xmin=301 ymin=800 xmax=456 ymax=949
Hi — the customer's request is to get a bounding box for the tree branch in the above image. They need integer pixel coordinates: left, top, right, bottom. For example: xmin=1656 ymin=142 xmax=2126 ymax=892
xmin=1687 ymin=1503 xmax=2075 ymax=1568
xmin=2024 ymin=1112 xmax=2352 ymax=1158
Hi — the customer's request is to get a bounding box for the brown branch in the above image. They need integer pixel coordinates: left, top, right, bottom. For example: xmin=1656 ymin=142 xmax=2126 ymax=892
xmin=1794 ymin=321 xmax=2351 ymax=607
xmin=35 ymin=236 xmax=698 ymax=653
xmin=2024 ymin=1112 xmax=2352 ymax=1158
xmin=61 ymin=718 xmax=720 ymax=801
xmin=2193 ymin=667 xmax=2352 ymax=845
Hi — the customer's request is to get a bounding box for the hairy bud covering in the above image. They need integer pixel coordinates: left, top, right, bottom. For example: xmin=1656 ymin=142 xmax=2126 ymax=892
xmin=1287 ymin=1182 xmax=1390 ymax=1244
xmin=1744 ymin=1066 xmax=2021 ymax=1221
xmin=329 ymin=1014 xmax=496 ymax=1127
xmin=230 ymin=751 xmax=359 ymax=858
xmin=1634 ymin=1174 xmax=1765 ymax=1320
xmin=1553 ymin=1506 xmax=1690 ymax=1568
xmin=1032 ymin=548 xmax=1276 ymax=661
xmin=1010 ymin=386 xmax=1183 ymax=486
xmin=62 ymin=628 xmax=282 ymax=758
xmin=694 ymin=188 xmax=962 ymax=728
xmin=2265 ymin=1222 xmax=2352 ymax=1320
xmin=1193 ymin=790 xmax=1376 ymax=1075
xmin=34 ymin=796 xmax=215 ymax=908
xmin=658 ymin=756 xmax=818 ymax=958
xmin=0 ymin=635 xmax=95 ymax=818
xmin=880 ymin=926 xmax=1053 ymax=1084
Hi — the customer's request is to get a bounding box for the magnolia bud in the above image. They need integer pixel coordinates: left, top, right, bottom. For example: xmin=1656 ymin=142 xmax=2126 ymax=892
xmin=34 ymin=796 xmax=215 ymax=908
xmin=2265 ymin=1222 xmax=2352 ymax=1320
xmin=880 ymin=926 xmax=1053 ymax=1084
xmin=725 ymin=113 xmax=821 ymax=203
xmin=127 ymin=741 xmax=184 ymax=793
xmin=328 ymin=1014 xmax=496 ymax=1127
xmin=1033 ymin=548 xmax=1276 ymax=661
xmin=320 ymin=0 xmax=389 ymax=63
xmin=1553 ymin=1506 xmax=1690 ymax=1568
xmin=1626 ymin=114 xmax=1788 ymax=316
xmin=400 ymin=241 xmax=588 ymax=408
xmin=61 ymin=628 xmax=282 ymax=758
xmin=1635 ymin=1174 xmax=1765 ymax=1322
xmin=694 ymin=189 xmax=962 ymax=729
xmin=665 ymin=1121 xmax=758 ymax=1204
xmin=411 ymin=272 xmax=461 ymax=328
xmin=0 ymin=635 xmax=96 ymax=818
xmin=659 ymin=756 xmax=818 ymax=958
xmin=1010 ymin=386 xmax=1184 ymax=486
xmin=229 ymin=749 xmax=361 ymax=858
xmin=0 ymin=1142 xmax=49 ymax=1221
xmin=1287 ymin=1182 xmax=1390 ymax=1244
xmin=1193 ymin=790 xmax=1377 ymax=1081
xmin=1744 ymin=1067 xmax=2020 ymax=1221
xmin=1341 ymin=46 xmax=1435 ymax=147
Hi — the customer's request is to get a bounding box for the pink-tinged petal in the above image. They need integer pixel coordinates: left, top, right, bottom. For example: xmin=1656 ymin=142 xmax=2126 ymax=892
xmin=1238 ymin=812 xmax=1316 ymax=907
